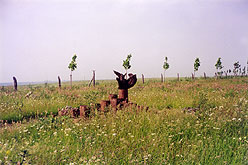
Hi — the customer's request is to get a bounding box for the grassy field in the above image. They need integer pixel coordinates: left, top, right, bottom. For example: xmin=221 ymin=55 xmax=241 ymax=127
xmin=0 ymin=77 xmax=247 ymax=164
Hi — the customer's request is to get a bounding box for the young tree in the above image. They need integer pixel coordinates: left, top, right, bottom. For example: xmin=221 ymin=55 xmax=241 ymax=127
xmin=233 ymin=61 xmax=240 ymax=76
xmin=68 ymin=54 xmax=77 ymax=88
xmin=194 ymin=58 xmax=200 ymax=78
xmin=163 ymin=56 xmax=169 ymax=82
xmin=123 ymin=54 xmax=132 ymax=79
xmin=215 ymin=57 xmax=223 ymax=78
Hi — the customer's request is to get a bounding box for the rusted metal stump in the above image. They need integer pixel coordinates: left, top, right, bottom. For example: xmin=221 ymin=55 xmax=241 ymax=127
xmin=118 ymin=89 xmax=128 ymax=102
xmin=80 ymin=105 xmax=90 ymax=118
xmin=100 ymin=100 xmax=110 ymax=112
xmin=70 ymin=108 xmax=80 ymax=118
xmin=109 ymin=94 xmax=118 ymax=111
xmin=114 ymin=70 xmax=137 ymax=103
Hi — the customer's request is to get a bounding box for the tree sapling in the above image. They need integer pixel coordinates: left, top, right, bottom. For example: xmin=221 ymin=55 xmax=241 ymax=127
xmin=163 ymin=57 xmax=170 ymax=82
xmin=194 ymin=58 xmax=200 ymax=78
xmin=68 ymin=54 xmax=77 ymax=88
xmin=215 ymin=57 xmax=223 ymax=78
xmin=123 ymin=54 xmax=132 ymax=79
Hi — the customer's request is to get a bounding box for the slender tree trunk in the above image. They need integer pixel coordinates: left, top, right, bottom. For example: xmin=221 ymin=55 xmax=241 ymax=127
xmin=164 ymin=70 xmax=165 ymax=83
xmin=142 ymin=74 xmax=144 ymax=84
xmin=125 ymin=69 xmax=128 ymax=79
xmin=70 ymin=71 xmax=72 ymax=88
xmin=204 ymin=72 xmax=206 ymax=79
xmin=161 ymin=74 xmax=163 ymax=83
xmin=177 ymin=73 xmax=179 ymax=81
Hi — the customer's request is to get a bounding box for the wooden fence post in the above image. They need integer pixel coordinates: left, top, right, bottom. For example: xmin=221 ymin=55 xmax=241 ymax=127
xmin=161 ymin=74 xmax=163 ymax=82
xmin=58 ymin=76 xmax=61 ymax=89
xmin=93 ymin=70 xmax=95 ymax=87
xmin=142 ymin=74 xmax=144 ymax=84
xmin=89 ymin=70 xmax=96 ymax=87
xmin=13 ymin=76 xmax=17 ymax=91
xmin=177 ymin=73 xmax=179 ymax=81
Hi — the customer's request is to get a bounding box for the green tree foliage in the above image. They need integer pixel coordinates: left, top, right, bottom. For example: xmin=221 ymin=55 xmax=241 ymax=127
xmin=68 ymin=54 xmax=77 ymax=87
xmin=163 ymin=57 xmax=169 ymax=82
xmin=123 ymin=54 xmax=132 ymax=78
xmin=194 ymin=58 xmax=200 ymax=77
xmin=215 ymin=57 xmax=223 ymax=77
xmin=68 ymin=54 xmax=77 ymax=72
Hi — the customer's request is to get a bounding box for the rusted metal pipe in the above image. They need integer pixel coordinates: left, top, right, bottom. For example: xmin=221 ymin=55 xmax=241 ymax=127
xmin=80 ymin=105 xmax=90 ymax=118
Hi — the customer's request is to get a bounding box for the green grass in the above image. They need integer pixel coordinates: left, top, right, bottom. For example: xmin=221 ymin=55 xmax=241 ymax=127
xmin=0 ymin=77 xmax=247 ymax=164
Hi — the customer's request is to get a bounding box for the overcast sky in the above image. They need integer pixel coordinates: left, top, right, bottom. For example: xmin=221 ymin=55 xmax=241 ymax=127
xmin=0 ymin=0 xmax=248 ymax=83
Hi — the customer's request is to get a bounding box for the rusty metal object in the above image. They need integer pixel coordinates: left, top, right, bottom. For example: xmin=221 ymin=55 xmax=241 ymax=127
xmin=110 ymin=99 xmax=118 ymax=111
xmin=58 ymin=106 xmax=72 ymax=116
xmin=114 ymin=70 xmax=137 ymax=90
xmin=95 ymin=103 xmax=101 ymax=111
xmin=58 ymin=76 xmax=61 ymax=89
xmin=70 ymin=108 xmax=80 ymax=118
xmin=109 ymin=94 xmax=118 ymax=111
xmin=100 ymin=100 xmax=110 ymax=112
xmin=109 ymin=94 xmax=117 ymax=100
xmin=114 ymin=70 xmax=137 ymax=103
xmin=118 ymin=89 xmax=128 ymax=102
xmin=80 ymin=105 xmax=90 ymax=118
xmin=13 ymin=76 xmax=17 ymax=91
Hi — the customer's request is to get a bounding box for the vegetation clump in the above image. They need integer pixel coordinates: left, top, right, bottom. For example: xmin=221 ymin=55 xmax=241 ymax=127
xmin=0 ymin=77 xmax=247 ymax=164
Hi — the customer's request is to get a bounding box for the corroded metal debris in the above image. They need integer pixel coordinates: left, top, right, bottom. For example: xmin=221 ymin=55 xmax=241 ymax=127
xmin=58 ymin=71 xmax=148 ymax=118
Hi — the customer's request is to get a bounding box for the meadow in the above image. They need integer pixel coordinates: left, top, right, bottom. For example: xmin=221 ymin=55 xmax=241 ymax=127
xmin=0 ymin=77 xmax=247 ymax=164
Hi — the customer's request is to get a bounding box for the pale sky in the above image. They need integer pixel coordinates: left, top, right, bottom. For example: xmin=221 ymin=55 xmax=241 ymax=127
xmin=0 ymin=0 xmax=248 ymax=83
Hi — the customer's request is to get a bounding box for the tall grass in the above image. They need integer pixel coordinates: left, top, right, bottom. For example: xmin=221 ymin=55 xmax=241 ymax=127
xmin=0 ymin=77 xmax=247 ymax=164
